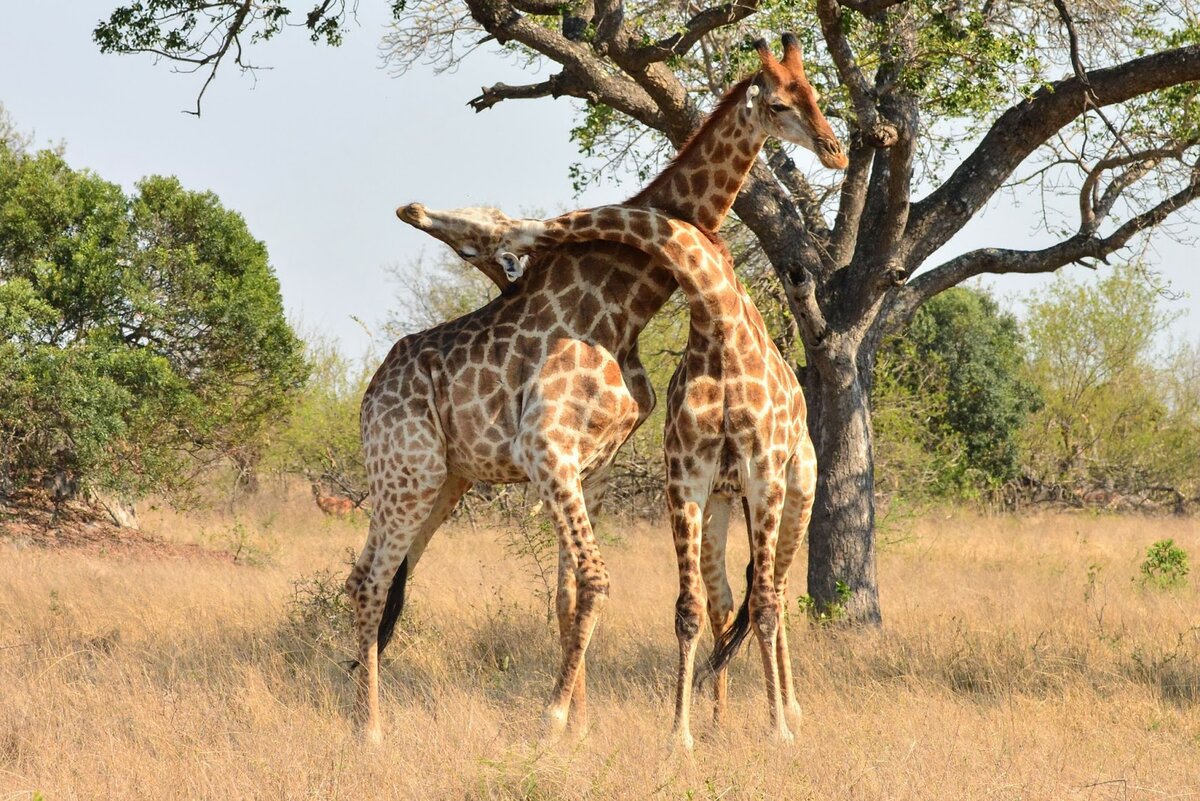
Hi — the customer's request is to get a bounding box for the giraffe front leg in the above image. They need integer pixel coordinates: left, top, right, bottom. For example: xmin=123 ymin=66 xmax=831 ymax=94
xmin=700 ymin=495 xmax=734 ymax=727
xmin=668 ymin=492 xmax=707 ymax=751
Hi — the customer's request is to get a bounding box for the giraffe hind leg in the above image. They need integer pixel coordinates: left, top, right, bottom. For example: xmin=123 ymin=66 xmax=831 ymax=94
xmin=376 ymin=474 xmax=471 ymax=659
xmin=746 ymin=473 xmax=791 ymax=743
xmin=699 ymin=495 xmax=734 ymax=726
xmin=347 ymin=464 xmax=449 ymax=744
xmin=696 ymin=497 xmax=755 ymax=688
xmin=774 ymin=449 xmax=816 ymax=730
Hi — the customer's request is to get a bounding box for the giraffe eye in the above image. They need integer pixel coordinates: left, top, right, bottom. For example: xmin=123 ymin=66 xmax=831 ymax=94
xmin=458 ymin=246 xmax=478 ymax=258
xmin=769 ymin=102 xmax=790 ymax=113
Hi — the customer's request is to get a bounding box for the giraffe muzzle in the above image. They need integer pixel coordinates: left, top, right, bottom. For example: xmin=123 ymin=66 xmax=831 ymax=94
xmin=396 ymin=203 xmax=431 ymax=229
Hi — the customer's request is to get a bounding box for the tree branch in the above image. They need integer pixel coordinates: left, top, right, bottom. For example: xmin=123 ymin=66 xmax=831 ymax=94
xmin=467 ymin=72 xmax=587 ymax=111
xmin=1079 ymin=141 xmax=1197 ymax=232
xmin=887 ymin=162 xmax=1200 ymax=332
xmin=815 ymin=0 xmax=898 ymax=148
xmin=464 ymin=0 xmax=667 ymax=129
xmin=838 ymin=0 xmax=908 ymax=15
xmin=767 ymin=148 xmax=832 ymax=246
xmin=904 ymin=44 xmax=1200 ymax=272
xmin=1051 ymin=0 xmax=1133 ymax=157
xmin=624 ymin=0 xmax=761 ymax=71
xmin=828 ymin=139 xmax=872 ymax=268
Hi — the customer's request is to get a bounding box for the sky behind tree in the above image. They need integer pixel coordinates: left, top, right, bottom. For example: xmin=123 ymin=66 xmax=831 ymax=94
xmin=3 ymin=0 xmax=1196 ymax=358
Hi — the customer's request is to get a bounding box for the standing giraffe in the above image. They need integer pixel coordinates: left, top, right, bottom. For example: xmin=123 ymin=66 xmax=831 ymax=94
xmin=406 ymin=203 xmax=816 ymax=745
xmin=351 ymin=34 xmax=844 ymax=744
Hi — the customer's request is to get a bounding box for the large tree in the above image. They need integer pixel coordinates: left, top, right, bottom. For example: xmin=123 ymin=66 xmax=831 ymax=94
xmin=0 ymin=128 xmax=307 ymax=501
xmin=95 ymin=0 xmax=1200 ymax=622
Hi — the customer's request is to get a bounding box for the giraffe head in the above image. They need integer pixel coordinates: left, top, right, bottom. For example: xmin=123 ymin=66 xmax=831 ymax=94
xmin=396 ymin=202 xmax=529 ymax=288
xmin=751 ymin=34 xmax=848 ymax=170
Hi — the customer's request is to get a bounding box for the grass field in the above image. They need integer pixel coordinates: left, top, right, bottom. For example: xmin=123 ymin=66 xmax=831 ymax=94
xmin=2 ymin=492 xmax=1198 ymax=800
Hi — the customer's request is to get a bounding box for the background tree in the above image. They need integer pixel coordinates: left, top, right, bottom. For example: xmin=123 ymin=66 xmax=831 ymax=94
xmin=873 ymin=286 xmax=1038 ymax=501
xmin=94 ymin=0 xmax=1200 ymax=622
xmin=263 ymin=333 xmax=373 ymax=506
xmin=1021 ymin=263 xmax=1199 ymax=501
xmin=0 ymin=129 xmax=307 ymax=502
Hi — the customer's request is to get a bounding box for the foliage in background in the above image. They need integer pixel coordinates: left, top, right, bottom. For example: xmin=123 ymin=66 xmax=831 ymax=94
xmin=262 ymin=333 xmax=372 ymax=504
xmin=1021 ymin=264 xmax=1199 ymax=500
xmin=0 ymin=120 xmax=306 ymax=502
xmin=873 ymin=287 xmax=1039 ymax=501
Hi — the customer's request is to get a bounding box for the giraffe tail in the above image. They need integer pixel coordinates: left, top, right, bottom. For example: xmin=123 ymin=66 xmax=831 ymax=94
xmin=344 ymin=555 xmax=410 ymax=674
xmin=694 ymin=558 xmax=754 ymax=689
xmin=377 ymin=556 xmax=410 ymax=657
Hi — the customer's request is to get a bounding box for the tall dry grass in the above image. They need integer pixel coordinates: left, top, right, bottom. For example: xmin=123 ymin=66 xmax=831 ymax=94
xmin=2 ymin=494 xmax=1198 ymax=800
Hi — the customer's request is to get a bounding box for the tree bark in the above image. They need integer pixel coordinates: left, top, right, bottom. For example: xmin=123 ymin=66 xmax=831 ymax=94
xmin=803 ymin=343 xmax=882 ymax=625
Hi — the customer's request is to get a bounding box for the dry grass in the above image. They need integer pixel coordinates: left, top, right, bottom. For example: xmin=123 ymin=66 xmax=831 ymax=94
xmin=2 ymin=494 xmax=1199 ymax=800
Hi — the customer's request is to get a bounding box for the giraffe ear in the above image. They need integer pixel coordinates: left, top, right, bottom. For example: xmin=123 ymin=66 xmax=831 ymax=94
xmin=745 ymin=83 xmax=761 ymax=109
xmin=499 ymin=252 xmax=526 ymax=281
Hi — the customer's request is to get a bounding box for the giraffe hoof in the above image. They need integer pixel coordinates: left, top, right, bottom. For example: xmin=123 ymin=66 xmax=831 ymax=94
xmin=541 ymin=705 xmax=569 ymax=741
xmin=773 ymin=724 xmax=795 ymax=745
xmin=669 ymin=729 xmax=695 ymax=753
xmin=785 ymin=701 xmax=803 ymax=731
xmin=362 ymin=725 xmax=384 ymax=746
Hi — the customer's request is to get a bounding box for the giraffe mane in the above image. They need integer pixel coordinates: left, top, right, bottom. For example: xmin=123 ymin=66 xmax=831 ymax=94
xmin=624 ymin=76 xmax=756 ymax=223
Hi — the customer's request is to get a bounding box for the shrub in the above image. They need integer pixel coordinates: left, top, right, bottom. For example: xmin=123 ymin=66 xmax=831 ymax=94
xmin=1139 ymin=539 xmax=1189 ymax=590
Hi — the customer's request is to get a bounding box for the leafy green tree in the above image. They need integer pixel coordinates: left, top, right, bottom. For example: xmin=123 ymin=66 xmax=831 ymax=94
xmin=873 ymin=287 xmax=1038 ymax=499
xmin=94 ymin=0 xmax=1200 ymax=621
xmin=1022 ymin=263 xmax=1196 ymax=497
xmin=0 ymin=136 xmax=306 ymax=501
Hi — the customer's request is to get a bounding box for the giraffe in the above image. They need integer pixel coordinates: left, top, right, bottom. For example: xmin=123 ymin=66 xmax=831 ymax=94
xmin=404 ymin=203 xmax=816 ymax=746
xmin=350 ymin=33 xmax=844 ymax=744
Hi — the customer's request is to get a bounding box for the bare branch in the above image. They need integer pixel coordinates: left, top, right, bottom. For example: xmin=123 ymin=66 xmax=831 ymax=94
xmin=767 ymin=149 xmax=832 ymax=245
xmin=904 ymin=44 xmax=1200 ymax=272
xmin=1079 ymin=141 xmax=1198 ymax=232
xmin=781 ymin=267 xmax=832 ymax=352
xmin=464 ymin=0 xmax=667 ymax=129
xmin=1051 ymin=0 xmax=1133 ymax=157
xmin=887 ymin=161 xmax=1200 ymax=331
xmin=467 ymin=72 xmax=587 ymax=112
xmin=828 ymin=141 xmax=872 ymax=267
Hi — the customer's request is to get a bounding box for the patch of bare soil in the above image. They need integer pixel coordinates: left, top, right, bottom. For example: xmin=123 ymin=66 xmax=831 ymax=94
xmin=0 ymin=487 xmax=230 ymax=561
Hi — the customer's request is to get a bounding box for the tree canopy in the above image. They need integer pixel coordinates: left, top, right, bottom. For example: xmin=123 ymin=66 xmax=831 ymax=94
xmin=0 ymin=128 xmax=307 ymax=500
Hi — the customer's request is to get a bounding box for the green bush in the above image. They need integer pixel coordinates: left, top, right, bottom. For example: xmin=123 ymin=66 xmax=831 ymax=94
xmin=1139 ymin=539 xmax=1189 ymax=590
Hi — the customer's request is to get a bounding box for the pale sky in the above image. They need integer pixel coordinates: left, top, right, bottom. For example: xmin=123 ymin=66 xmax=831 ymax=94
xmin=3 ymin=1 xmax=1197 ymax=358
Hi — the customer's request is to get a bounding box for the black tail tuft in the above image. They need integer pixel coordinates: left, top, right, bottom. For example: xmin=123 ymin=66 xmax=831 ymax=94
xmin=695 ymin=558 xmax=754 ymax=689
xmin=376 ymin=556 xmax=409 ymax=657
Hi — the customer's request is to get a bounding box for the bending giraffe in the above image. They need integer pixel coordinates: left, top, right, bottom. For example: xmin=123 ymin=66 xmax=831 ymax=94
xmin=405 ymin=204 xmax=815 ymax=746
xmin=351 ymin=34 xmax=844 ymax=744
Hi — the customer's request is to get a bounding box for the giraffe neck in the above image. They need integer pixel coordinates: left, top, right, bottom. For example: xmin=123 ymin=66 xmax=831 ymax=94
xmin=626 ymin=77 xmax=767 ymax=233
xmin=517 ymin=208 xmax=736 ymax=339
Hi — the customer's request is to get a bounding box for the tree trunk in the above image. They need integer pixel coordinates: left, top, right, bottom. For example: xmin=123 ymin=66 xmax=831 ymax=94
xmin=804 ymin=348 xmax=882 ymax=625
